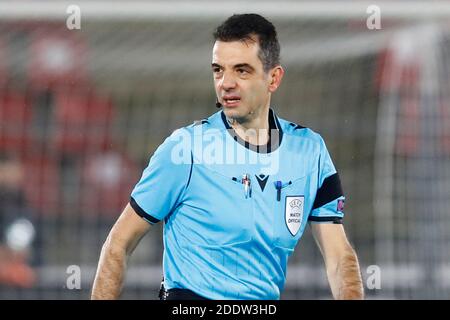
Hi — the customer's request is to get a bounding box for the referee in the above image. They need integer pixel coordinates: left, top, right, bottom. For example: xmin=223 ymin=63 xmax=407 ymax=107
xmin=91 ymin=14 xmax=364 ymax=300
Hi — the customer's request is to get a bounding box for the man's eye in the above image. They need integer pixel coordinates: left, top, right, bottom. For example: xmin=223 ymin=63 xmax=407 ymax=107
xmin=237 ymin=69 xmax=248 ymax=75
xmin=213 ymin=68 xmax=222 ymax=73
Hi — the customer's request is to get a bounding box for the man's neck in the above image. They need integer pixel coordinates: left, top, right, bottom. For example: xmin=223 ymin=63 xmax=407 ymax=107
xmin=228 ymin=106 xmax=270 ymax=146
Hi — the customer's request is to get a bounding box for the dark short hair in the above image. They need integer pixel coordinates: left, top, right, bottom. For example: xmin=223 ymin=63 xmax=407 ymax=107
xmin=213 ymin=13 xmax=280 ymax=72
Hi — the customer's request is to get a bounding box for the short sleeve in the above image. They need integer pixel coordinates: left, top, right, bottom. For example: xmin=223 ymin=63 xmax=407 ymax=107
xmin=308 ymin=135 xmax=345 ymax=224
xmin=130 ymin=129 xmax=192 ymax=224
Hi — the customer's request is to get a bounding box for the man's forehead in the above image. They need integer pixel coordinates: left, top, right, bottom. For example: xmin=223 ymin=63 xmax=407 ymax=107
xmin=213 ymin=38 xmax=259 ymax=51
xmin=212 ymin=40 xmax=260 ymax=64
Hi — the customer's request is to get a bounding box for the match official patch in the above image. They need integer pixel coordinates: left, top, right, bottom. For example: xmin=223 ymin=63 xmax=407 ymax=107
xmin=285 ymin=196 xmax=304 ymax=236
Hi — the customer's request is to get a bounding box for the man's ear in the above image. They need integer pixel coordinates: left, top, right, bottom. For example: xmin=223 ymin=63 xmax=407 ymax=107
xmin=268 ymin=66 xmax=285 ymax=93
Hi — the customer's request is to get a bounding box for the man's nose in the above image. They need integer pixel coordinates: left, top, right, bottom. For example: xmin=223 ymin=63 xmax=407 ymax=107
xmin=220 ymin=73 xmax=237 ymax=91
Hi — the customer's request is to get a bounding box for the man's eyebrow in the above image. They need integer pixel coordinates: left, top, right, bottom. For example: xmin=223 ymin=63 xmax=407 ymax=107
xmin=234 ymin=63 xmax=255 ymax=71
xmin=211 ymin=63 xmax=255 ymax=71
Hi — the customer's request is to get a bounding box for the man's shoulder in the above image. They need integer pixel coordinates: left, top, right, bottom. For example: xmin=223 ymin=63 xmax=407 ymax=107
xmin=180 ymin=110 xmax=224 ymax=133
xmin=158 ymin=110 xmax=224 ymax=148
xmin=278 ymin=116 xmax=324 ymax=144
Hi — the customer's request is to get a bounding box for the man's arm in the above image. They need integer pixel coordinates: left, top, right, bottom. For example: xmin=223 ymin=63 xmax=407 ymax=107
xmin=311 ymin=223 xmax=364 ymax=300
xmin=91 ymin=203 xmax=151 ymax=299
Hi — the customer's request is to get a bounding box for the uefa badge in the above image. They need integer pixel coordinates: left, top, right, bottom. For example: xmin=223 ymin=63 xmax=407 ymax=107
xmin=337 ymin=199 xmax=345 ymax=213
xmin=285 ymin=196 xmax=304 ymax=236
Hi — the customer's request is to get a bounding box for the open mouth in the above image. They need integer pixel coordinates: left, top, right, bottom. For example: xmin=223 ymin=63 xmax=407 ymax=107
xmin=224 ymin=98 xmax=240 ymax=103
xmin=222 ymin=96 xmax=241 ymax=106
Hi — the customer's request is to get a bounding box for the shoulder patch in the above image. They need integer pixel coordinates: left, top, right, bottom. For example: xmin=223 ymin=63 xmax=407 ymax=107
xmin=289 ymin=122 xmax=306 ymax=130
xmin=192 ymin=119 xmax=209 ymax=126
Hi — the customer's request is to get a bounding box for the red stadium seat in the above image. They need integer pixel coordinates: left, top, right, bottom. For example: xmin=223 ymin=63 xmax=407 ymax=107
xmin=79 ymin=150 xmax=139 ymax=217
xmin=0 ymin=36 xmax=8 ymax=88
xmin=52 ymin=87 xmax=115 ymax=155
xmin=22 ymin=155 xmax=60 ymax=216
xmin=28 ymin=30 xmax=88 ymax=91
xmin=377 ymin=48 xmax=421 ymax=156
xmin=0 ymin=89 xmax=33 ymax=153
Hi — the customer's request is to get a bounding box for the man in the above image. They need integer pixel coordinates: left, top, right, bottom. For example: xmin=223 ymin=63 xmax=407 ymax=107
xmin=91 ymin=14 xmax=364 ymax=300
xmin=0 ymin=153 xmax=36 ymax=288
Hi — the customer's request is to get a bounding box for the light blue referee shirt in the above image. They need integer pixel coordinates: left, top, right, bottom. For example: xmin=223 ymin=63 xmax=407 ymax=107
xmin=130 ymin=109 xmax=345 ymax=300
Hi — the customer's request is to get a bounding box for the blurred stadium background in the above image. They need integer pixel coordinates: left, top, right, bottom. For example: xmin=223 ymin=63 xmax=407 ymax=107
xmin=0 ymin=0 xmax=449 ymax=299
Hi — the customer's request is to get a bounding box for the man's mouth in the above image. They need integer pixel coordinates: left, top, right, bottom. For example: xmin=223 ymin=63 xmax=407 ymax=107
xmin=222 ymin=96 xmax=241 ymax=107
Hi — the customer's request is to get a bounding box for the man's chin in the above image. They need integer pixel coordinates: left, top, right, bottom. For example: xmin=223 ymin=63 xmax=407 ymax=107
xmin=222 ymin=107 xmax=244 ymax=120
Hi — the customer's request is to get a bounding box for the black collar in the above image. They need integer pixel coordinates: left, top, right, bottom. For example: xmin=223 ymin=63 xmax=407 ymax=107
xmin=220 ymin=108 xmax=283 ymax=154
